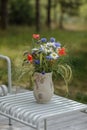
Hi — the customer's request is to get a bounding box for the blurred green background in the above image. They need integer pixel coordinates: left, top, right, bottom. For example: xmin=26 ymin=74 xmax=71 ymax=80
xmin=0 ymin=0 xmax=87 ymax=102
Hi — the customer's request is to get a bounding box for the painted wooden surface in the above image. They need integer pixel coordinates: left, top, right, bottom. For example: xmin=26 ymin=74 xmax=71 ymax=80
xmin=0 ymin=88 xmax=87 ymax=130
xmin=0 ymin=111 xmax=87 ymax=130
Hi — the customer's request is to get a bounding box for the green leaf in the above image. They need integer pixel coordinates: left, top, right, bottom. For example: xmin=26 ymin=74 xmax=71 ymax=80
xmin=40 ymin=53 xmax=42 ymax=67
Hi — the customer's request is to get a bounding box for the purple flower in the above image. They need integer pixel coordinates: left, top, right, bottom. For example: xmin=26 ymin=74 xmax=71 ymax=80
xmin=46 ymin=55 xmax=53 ymax=60
xmin=34 ymin=60 xmax=40 ymax=64
xmin=50 ymin=37 xmax=56 ymax=42
xmin=54 ymin=42 xmax=61 ymax=47
xmin=39 ymin=48 xmax=43 ymax=52
xmin=41 ymin=71 xmax=45 ymax=75
xmin=41 ymin=38 xmax=47 ymax=42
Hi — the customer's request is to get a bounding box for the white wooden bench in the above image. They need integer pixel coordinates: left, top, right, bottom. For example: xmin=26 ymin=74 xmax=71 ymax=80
xmin=0 ymin=91 xmax=87 ymax=130
xmin=0 ymin=55 xmax=87 ymax=130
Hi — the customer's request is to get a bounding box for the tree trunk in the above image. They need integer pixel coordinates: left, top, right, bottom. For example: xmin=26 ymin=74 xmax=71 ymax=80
xmin=46 ymin=0 xmax=51 ymax=28
xmin=53 ymin=0 xmax=58 ymax=24
xmin=35 ymin=0 xmax=40 ymax=32
xmin=0 ymin=0 xmax=8 ymax=30
xmin=58 ymin=6 xmax=64 ymax=29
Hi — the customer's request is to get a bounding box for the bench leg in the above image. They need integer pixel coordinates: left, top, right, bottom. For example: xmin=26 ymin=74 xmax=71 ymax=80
xmin=44 ymin=119 xmax=47 ymax=130
xmin=9 ymin=118 xmax=12 ymax=125
xmin=36 ymin=119 xmax=47 ymax=130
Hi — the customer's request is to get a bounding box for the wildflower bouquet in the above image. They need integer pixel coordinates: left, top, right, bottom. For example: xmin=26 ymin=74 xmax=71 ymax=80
xmin=22 ymin=34 xmax=72 ymax=93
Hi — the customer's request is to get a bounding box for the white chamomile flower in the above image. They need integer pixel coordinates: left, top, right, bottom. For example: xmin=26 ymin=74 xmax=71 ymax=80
xmin=43 ymin=48 xmax=48 ymax=54
xmin=40 ymin=45 xmax=48 ymax=54
xmin=44 ymin=47 xmax=53 ymax=54
xmin=47 ymin=42 xmax=54 ymax=47
xmin=44 ymin=43 xmax=48 ymax=48
xmin=40 ymin=45 xmax=45 ymax=51
xmin=32 ymin=48 xmax=38 ymax=52
xmin=50 ymin=52 xmax=59 ymax=59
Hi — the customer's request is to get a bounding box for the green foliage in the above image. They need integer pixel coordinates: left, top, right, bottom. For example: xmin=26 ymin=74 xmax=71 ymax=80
xmin=9 ymin=0 xmax=35 ymax=25
xmin=12 ymin=57 xmax=34 ymax=89
xmin=75 ymin=92 xmax=87 ymax=103
xmin=80 ymin=3 xmax=87 ymax=20
xmin=0 ymin=60 xmax=8 ymax=85
xmin=58 ymin=0 xmax=83 ymax=16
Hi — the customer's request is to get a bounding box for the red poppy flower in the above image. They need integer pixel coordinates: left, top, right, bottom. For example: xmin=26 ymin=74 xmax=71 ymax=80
xmin=27 ymin=54 xmax=33 ymax=62
xmin=32 ymin=34 xmax=40 ymax=39
xmin=58 ymin=47 xmax=66 ymax=56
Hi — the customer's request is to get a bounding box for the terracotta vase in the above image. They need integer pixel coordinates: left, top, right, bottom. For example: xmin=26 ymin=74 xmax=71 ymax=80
xmin=33 ymin=72 xmax=54 ymax=103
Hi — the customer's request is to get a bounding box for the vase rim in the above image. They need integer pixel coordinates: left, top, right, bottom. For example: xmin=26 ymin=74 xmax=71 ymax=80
xmin=34 ymin=72 xmax=52 ymax=75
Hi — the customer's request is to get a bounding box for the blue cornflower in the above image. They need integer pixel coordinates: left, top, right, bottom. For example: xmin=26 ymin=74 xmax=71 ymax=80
xmin=39 ymin=48 xmax=43 ymax=52
xmin=34 ymin=60 xmax=40 ymax=64
xmin=54 ymin=42 xmax=61 ymax=47
xmin=50 ymin=37 xmax=56 ymax=42
xmin=46 ymin=55 xmax=53 ymax=60
xmin=41 ymin=38 xmax=47 ymax=43
xmin=41 ymin=71 xmax=45 ymax=75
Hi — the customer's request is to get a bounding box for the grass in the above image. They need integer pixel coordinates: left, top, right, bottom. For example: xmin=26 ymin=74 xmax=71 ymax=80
xmin=0 ymin=25 xmax=87 ymax=101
